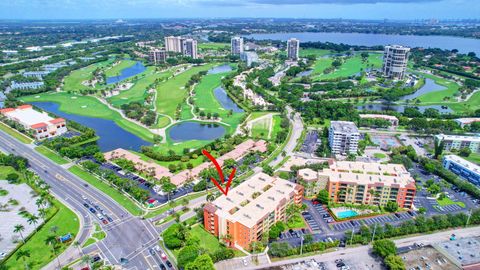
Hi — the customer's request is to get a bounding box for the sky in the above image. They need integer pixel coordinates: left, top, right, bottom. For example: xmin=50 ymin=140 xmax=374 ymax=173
xmin=0 ymin=0 xmax=478 ymax=20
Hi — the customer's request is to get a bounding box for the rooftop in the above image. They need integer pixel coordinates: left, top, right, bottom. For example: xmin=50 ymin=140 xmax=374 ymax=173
xmin=210 ymin=172 xmax=300 ymax=228
xmin=435 ymin=134 xmax=480 ymax=143
xmin=330 ymin=121 xmax=359 ymax=134
xmin=359 ymin=114 xmax=399 ymax=121
xmin=444 ymin=155 xmax=480 ymax=174
xmin=0 ymin=105 xmax=63 ymax=127
xmin=436 ymin=236 xmax=480 ymax=267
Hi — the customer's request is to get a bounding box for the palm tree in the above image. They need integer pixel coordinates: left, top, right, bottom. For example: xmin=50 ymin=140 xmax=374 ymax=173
xmin=73 ymin=241 xmax=84 ymax=256
xmin=45 ymin=235 xmax=61 ymax=268
xmin=81 ymin=255 xmax=91 ymax=269
xmin=38 ymin=208 xmax=47 ymax=223
xmin=16 ymin=249 xmax=31 ymax=270
xmin=13 ymin=224 xmax=26 ymax=243
xmin=206 ymin=193 xmax=216 ymax=202
xmin=27 ymin=215 xmax=39 ymax=232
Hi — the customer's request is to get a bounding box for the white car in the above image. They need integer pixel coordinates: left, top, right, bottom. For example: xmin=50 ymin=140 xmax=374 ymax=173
xmin=242 ymin=259 xmax=248 ymax=266
xmin=0 ymin=252 xmax=6 ymax=259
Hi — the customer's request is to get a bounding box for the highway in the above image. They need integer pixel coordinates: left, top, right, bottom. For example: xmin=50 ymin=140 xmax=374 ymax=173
xmin=0 ymin=129 xmax=170 ymax=270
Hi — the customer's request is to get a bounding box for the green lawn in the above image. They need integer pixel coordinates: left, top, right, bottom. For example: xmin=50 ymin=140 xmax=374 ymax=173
xmin=0 ymin=166 xmax=23 ymax=181
xmin=299 ymin=49 xmax=332 ymax=57
xmin=144 ymin=192 xmax=206 ymax=218
xmin=35 ymin=146 xmax=68 ymax=165
xmin=108 ymin=66 xmax=173 ymax=107
xmin=373 ymin=153 xmax=387 ymax=159
xmin=155 ymin=63 xmax=217 ymax=124
xmin=415 ymin=73 xmax=460 ymax=103
xmin=287 ymin=213 xmax=307 ymax=229
xmin=2 ymin=198 xmax=80 ymax=269
xmin=21 ymin=92 xmax=155 ymax=142
xmin=311 ymin=58 xmax=333 ymax=76
xmin=189 ymin=225 xmax=222 ymax=252
xmin=105 ymin=60 xmax=136 ymax=78
xmin=248 ymin=112 xmax=271 ymax=121
xmin=437 ymin=196 xmax=465 ymax=208
xmin=0 ymin=122 xmax=33 ymax=144
xmin=270 ymin=115 xmax=282 ymax=141
xmin=464 ymin=152 xmax=480 ymax=165
xmin=198 ymin=43 xmax=229 ymax=50
xmin=251 ymin=118 xmax=271 ymax=140
xmin=314 ymin=53 xmax=382 ymax=81
xmin=68 ymin=165 xmax=144 ymax=216
xmin=82 ymin=223 xmax=106 ymax=248
xmin=63 ymin=59 xmax=115 ymax=92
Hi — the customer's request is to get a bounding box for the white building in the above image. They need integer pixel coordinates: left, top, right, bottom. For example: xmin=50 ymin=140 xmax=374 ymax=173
xmin=182 ymin=39 xmax=198 ymax=59
xmin=435 ymin=134 xmax=480 ymax=153
xmin=383 ymin=45 xmax=410 ymax=80
xmin=328 ymin=121 xmax=360 ymax=155
xmin=23 ymin=71 xmax=51 ymax=79
xmin=454 ymin=118 xmax=480 ymax=128
xmin=148 ymin=49 xmax=167 ymax=64
xmin=10 ymin=81 xmax=44 ymax=91
xmin=240 ymin=52 xmax=259 ymax=67
xmin=231 ymin=37 xmax=244 ymax=55
xmin=287 ymin=38 xmax=300 ymax=60
xmin=164 ymin=36 xmax=184 ymax=53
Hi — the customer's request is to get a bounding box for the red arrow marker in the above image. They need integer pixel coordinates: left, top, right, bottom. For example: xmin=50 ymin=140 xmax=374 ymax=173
xmin=202 ymin=149 xmax=236 ymax=196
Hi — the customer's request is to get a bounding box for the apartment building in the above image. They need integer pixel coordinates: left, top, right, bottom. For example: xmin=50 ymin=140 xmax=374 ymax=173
xmin=297 ymin=160 xmax=416 ymax=208
xmin=383 ymin=45 xmax=410 ymax=80
xmin=359 ymin=114 xmax=399 ymax=129
xmin=443 ymin=155 xmax=480 ymax=187
xmin=287 ymin=38 xmax=300 ymax=60
xmin=182 ymin=39 xmax=198 ymax=59
xmin=148 ymin=49 xmax=167 ymax=64
xmin=164 ymin=36 xmax=184 ymax=53
xmin=454 ymin=118 xmax=480 ymax=128
xmin=0 ymin=105 xmax=67 ymax=140
xmin=328 ymin=121 xmax=360 ymax=155
xmin=10 ymin=81 xmax=44 ymax=91
xmin=435 ymin=134 xmax=480 ymax=153
xmin=204 ymin=172 xmax=304 ymax=249
xmin=231 ymin=37 xmax=244 ymax=55
xmin=240 ymin=52 xmax=259 ymax=67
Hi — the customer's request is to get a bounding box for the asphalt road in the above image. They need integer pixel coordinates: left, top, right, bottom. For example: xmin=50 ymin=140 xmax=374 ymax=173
xmin=0 ymin=129 xmax=171 ymax=270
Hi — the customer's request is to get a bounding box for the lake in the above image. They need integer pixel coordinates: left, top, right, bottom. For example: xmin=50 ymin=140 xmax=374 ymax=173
xmin=106 ymin=61 xmax=146 ymax=85
xmin=399 ymin=78 xmax=446 ymax=101
xmin=248 ymin=32 xmax=480 ymax=56
xmin=208 ymin=64 xmax=233 ymax=74
xmin=169 ymin=121 xmax=226 ymax=142
xmin=214 ymin=87 xmax=244 ymax=113
xmin=30 ymin=102 xmax=151 ymax=152
xmin=357 ymin=104 xmax=452 ymax=114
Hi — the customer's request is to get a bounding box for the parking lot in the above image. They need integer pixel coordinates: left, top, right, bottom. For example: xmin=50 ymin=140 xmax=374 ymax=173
xmin=300 ymin=130 xmax=319 ymax=154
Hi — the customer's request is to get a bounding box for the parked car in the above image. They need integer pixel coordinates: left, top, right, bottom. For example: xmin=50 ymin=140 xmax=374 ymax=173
xmin=243 ymin=259 xmax=248 ymax=266
xmin=160 ymin=265 xmax=166 ymax=270
xmin=166 ymin=260 xmax=173 ymax=268
xmin=102 ymin=219 xmax=108 ymax=225
xmin=160 ymin=253 xmax=167 ymax=260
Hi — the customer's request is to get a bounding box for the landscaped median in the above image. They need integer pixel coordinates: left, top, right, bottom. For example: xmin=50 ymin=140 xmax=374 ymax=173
xmin=144 ymin=191 xmax=206 ymax=219
xmin=0 ymin=122 xmax=33 ymax=144
xmin=68 ymin=165 xmax=144 ymax=216
xmin=35 ymin=146 xmax=69 ymax=165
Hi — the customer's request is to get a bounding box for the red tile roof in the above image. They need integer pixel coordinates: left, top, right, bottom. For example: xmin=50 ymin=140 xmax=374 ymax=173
xmin=0 ymin=108 xmax=15 ymax=114
xmin=49 ymin=118 xmax=65 ymax=124
xmin=18 ymin=105 xmax=33 ymax=110
xmin=31 ymin=122 xmax=48 ymax=129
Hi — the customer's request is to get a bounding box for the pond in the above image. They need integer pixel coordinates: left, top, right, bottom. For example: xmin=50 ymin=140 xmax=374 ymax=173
xmin=169 ymin=121 xmax=226 ymax=142
xmin=296 ymin=70 xmax=313 ymax=77
xmin=399 ymin=78 xmax=447 ymax=100
xmin=247 ymin=32 xmax=480 ymax=56
xmin=30 ymin=102 xmax=151 ymax=152
xmin=106 ymin=61 xmax=146 ymax=85
xmin=357 ymin=104 xmax=453 ymax=114
xmin=213 ymin=87 xmax=244 ymax=113
xmin=208 ymin=64 xmax=233 ymax=74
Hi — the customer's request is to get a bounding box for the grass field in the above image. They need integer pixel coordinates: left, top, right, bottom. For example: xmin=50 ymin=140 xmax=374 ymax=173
xmin=144 ymin=191 xmax=205 ymax=218
xmin=21 ymin=92 xmax=155 ymax=142
xmin=374 ymin=153 xmax=387 ymax=159
xmin=35 ymin=146 xmax=68 ymax=165
xmin=270 ymin=115 xmax=282 ymax=141
xmin=415 ymin=73 xmax=461 ymax=103
xmin=68 ymin=165 xmax=144 ymax=216
xmin=299 ymin=49 xmax=332 ymax=57
xmin=63 ymin=59 xmax=115 ymax=92
xmin=108 ymin=66 xmax=173 ymax=107
xmin=464 ymin=152 xmax=480 ymax=165
xmin=287 ymin=213 xmax=306 ymax=229
xmin=3 ymin=195 xmax=79 ymax=269
xmin=198 ymin=43 xmax=229 ymax=50
xmin=311 ymin=58 xmax=333 ymax=76
xmin=0 ymin=166 xmax=23 ymax=181
xmin=251 ymin=118 xmax=271 ymax=139
xmin=248 ymin=112 xmax=271 ymax=121
xmin=437 ymin=196 xmax=465 ymax=208
xmin=105 ymin=60 xmax=136 ymax=77
xmin=0 ymin=122 xmax=33 ymax=144
xmin=313 ymin=53 xmax=382 ymax=81
xmin=155 ymin=64 xmax=217 ymax=126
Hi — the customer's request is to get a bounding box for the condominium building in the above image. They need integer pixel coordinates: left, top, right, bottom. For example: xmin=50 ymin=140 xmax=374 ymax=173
xmin=359 ymin=114 xmax=399 ymax=129
xmin=204 ymin=172 xmax=304 ymax=249
xmin=148 ymin=49 xmax=167 ymax=64
xmin=231 ymin=37 xmax=244 ymax=55
xmin=10 ymin=81 xmax=44 ymax=91
xmin=435 ymin=134 xmax=480 ymax=153
xmin=182 ymin=39 xmax=198 ymax=59
xmin=297 ymin=160 xmax=416 ymax=208
xmin=328 ymin=121 xmax=360 ymax=155
xmin=240 ymin=52 xmax=259 ymax=67
xmin=164 ymin=36 xmax=184 ymax=53
xmin=287 ymin=38 xmax=300 ymax=60
xmin=382 ymin=45 xmax=410 ymax=80
xmin=443 ymin=155 xmax=480 ymax=187
xmin=0 ymin=105 xmax=67 ymax=140
xmin=23 ymin=71 xmax=51 ymax=79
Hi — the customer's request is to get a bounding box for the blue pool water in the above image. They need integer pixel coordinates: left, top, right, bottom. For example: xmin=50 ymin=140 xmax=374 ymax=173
xmin=337 ymin=210 xmax=358 ymax=219
xmin=106 ymin=61 xmax=146 ymax=85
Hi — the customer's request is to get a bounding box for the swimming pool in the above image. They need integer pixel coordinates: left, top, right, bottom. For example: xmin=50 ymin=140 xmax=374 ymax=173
xmin=337 ymin=210 xmax=358 ymax=219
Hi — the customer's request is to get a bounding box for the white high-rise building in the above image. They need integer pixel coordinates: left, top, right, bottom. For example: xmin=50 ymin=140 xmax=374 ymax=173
xmin=164 ymin=36 xmax=184 ymax=53
xmin=328 ymin=121 xmax=360 ymax=155
xmin=287 ymin=38 xmax=300 ymax=60
xmin=148 ymin=49 xmax=166 ymax=64
xmin=383 ymin=45 xmax=410 ymax=80
xmin=182 ymin=39 xmax=198 ymax=59
xmin=231 ymin=37 xmax=244 ymax=55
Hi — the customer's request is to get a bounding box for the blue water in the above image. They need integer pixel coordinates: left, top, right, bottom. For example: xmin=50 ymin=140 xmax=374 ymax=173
xmin=30 ymin=102 xmax=151 ymax=152
xmin=297 ymin=70 xmax=313 ymax=77
xmin=169 ymin=121 xmax=226 ymax=142
xmin=214 ymin=87 xmax=244 ymax=113
xmin=357 ymin=104 xmax=452 ymax=114
xmin=208 ymin=64 xmax=233 ymax=74
xmin=248 ymin=32 xmax=480 ymax=56
xmin=106 ymin=61 xmax=146 ymax=85
xmin=399 ymin=78 xmax=447 ymax=100
xmin=337 ymin=210 xmax=358 ymax=219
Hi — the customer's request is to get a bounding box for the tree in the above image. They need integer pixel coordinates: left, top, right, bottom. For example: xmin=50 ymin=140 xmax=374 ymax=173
xmin=13 ymin=224 xmax=26 ymax=243
xmin=16 ymin=249 xmax=31 ymax=270
xmin=372 ymin=239 xmax=397 ymax=258
xmin=161 ymin=177 xmax=176 ymax=201
xmin=317 ymin=189 xmax=330 ymax=204
xmin=45 ymin=235 xmax=61 ymax=268
xmin=427 ymin=183 xmax=441 ymax=195
xmin=177 ymin=245 xmax=199 ymax=268
xmin=27 ymin=215 xmax=39 ymax=232
xmin=81 ymin=255 xmax=91 ymax=270
xmin=384 ymin=201 xmax=399 ymax=213
xmin=384 ymin=255 xmax=406 ymax=270
xmin=185 ymin=254 xmax=215 ymax=270
xmin=434 ymin=139 xmax=444 ymax=159
xmin=459 ymin=147 xmax=472 ymax=157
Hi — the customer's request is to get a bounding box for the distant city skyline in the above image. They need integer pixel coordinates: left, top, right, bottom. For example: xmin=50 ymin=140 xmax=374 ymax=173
xmin=0 ymin=0 xmax=478 ymax=20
